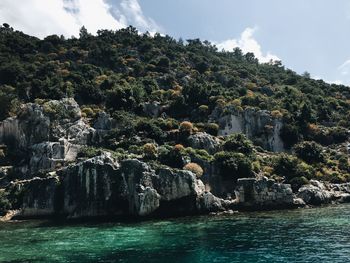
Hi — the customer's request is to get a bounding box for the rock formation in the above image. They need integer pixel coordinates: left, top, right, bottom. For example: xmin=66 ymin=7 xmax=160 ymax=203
xmin=212 ymin=107 xmax=285 ymax=152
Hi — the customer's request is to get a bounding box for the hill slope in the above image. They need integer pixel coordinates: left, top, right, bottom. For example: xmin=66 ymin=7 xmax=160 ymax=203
xmin=0 ymin=24 xmax=350 ymax=218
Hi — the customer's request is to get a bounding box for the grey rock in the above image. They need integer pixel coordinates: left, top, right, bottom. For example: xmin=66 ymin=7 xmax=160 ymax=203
xmin=297 ymin=180 xmax=350 ymax=206
xmin=17 ymin=176 xmax=60 ymax=218
xmin=235 ymin=177 xmax=294 ymax=208
xmin=143 ymin=101 xmax=163 ymax=117
xmin=187 ymin=132 xmax=222 ymax=154
xmin=0 ymin=103 xmax=50 ymax=149
xmin=213 ymin=107 xmax=285 ymax=152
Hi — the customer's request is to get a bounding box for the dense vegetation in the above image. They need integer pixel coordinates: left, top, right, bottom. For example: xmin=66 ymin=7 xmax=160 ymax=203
xmin=0 ymin=22 xmax=350 ymax=197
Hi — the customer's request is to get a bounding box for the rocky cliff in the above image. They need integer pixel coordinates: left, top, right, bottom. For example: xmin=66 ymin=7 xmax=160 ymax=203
xmin=0 ymin=98 xmax=349 ymax=220
xmin=212 ymin=107 xmax=285 ymax=152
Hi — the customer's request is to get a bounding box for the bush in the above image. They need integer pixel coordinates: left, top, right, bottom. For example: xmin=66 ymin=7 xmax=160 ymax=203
xmin=293 ymin=141 xmax=325 ymax=164
xmin=273 ymin=154 xmax=314 ymax=182
xmin=204 ymin=123 xmax=219 ymax=136
xmin=183 ymin=163 xmax=204 ymax=178
xmin=223 ymin=133 xmax=253 ymax=155
xmin=143 ymin=143 xmax=157 ymax=159
xmin=159 ymin=145 xmax=188 ymax=168
xmin=214 ymin=151 xmax=254 ymax=180
xmin=179 ymin=121 xmax=193 ymax=135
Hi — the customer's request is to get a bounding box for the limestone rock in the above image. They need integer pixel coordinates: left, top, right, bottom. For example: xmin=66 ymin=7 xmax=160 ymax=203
xmin=296 ymin=180 xmax=350 ymax=206
xmin=17 ymin=176 xmax=60 ymax=218
xmin=187 ymin=132 xmax=221 ymax=154
xmin=235 ymin=177 xmax=294 ymax=208
xmin=0 ymin=103 xmax=50 ymax=149
xmin=213 ymin=107 xmax=285 ymax=152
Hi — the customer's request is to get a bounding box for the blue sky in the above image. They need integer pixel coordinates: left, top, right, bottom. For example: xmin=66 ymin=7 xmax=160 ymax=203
xmin=1 ymin=0 xmax=350 ymax=85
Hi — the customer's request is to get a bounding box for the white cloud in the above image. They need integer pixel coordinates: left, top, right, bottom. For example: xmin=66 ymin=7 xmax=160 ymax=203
xmin=119 ymin=0 xmax=161 ymax=33
xmin=215 ymin=27 xmax=280 ymax=63
xmin=313 ymin=75 xmax=343 ymax=85
xmin=338 ymin=59 xmax=350 ymax=75
xmin=0 ymin=0 xmax=160 ymax=38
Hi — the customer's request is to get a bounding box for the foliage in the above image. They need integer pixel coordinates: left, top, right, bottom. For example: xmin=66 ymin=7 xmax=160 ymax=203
xmin=214 ymin=151 xmax=254 ymax=180
xmin=183 ymin=162 xmax=204 ymax=178
xmin=223 ymin=133 xmax=254 ymax=155
xmin=273 ymin=154 xmax=314 ymax=183
xmin=179 ymin=121 xmax=193 ymax=135
xmin=293 ymin=141 xmax=325 ymax=164
xmin=143 ymin=143 xmax=158 ymax=159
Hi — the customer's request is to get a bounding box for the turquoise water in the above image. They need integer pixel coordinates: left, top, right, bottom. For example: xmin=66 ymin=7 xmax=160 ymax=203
xmin=1 ymin=205 xmax=350 ymax=263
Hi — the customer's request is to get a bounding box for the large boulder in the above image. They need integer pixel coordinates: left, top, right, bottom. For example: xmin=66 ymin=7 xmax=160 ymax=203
xmin=235 ymin=177 xmax=294 ymax=209
xmin=297 ymin=180 xmax=333 ymax=205
xmin=297 ymin=180 xmax=349 ymax=205
xmin=187 ymin=132 xmax=221 ymax=154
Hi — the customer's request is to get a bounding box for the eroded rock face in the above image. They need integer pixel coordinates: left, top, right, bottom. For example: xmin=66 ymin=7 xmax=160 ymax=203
xmin=0 ymin=98 xmax=97 ymax=176
xmin=18 ymin=176 xmax=60 ymax=218
xmin=187 ymin=132 xmax=222 ymax=154
xmin=0 ymin=103 xmax=50 ymax=149
xmin=235 ymin=177 xmax=294 ymax=208
xmin=17 ymin=152 xmax=218 ymax=219
xmin=213 ymin=107 xmax=285 ymax=152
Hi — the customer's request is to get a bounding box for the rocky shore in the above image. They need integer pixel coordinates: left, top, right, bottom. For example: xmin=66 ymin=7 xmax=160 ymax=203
xmin=0 ymin=98 xmax=350 ymax=221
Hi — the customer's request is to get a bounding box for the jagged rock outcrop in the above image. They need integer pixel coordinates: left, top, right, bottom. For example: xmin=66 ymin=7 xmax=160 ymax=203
xmin=0 ymin=98 xmax=98 ymax=175
xmin=235 ymin=177 xmax=294 ymax=209
xmin=297 ymin=180 xmax=350 ymax=205
xmin=16 ymin=152 xmax=220 ymax=219
xmin=187 ymin=132 xmax=222 ymax=154
xmin=0 ymin=103 xmax=50 ymax=149
xmin=211 ymin=107 xmax=285 ymax=152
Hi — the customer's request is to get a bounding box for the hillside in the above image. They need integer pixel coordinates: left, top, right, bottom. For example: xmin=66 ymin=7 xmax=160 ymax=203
xmin=0 ymin=23 xmax=350 ymax=218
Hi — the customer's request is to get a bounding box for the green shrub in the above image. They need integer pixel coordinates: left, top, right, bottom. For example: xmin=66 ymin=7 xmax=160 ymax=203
xmin=214 ymin=151 xmax=254 ymax=180
xmin=204 ymin=123 xmax=219 ymax=136
xmin=273 ymin=154 xmax=314 ymax=182
xmin=158 ymin=145 xmax=188 ymax=168
xmin=289 ymin=176 xmax=309 ymax=192
xmin=78 ymin=147 xmax=102 ymax=158
xmin=293 ymin=141 xmax=325 ymax=164
xmin=223 ymin=133 xmax=253 ymax=155
xmin=179 ymin=121 xmax=193 ymax=136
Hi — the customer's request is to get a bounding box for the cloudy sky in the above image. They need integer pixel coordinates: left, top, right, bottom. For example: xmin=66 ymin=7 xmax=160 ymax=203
xmin=1 ymin=0 xmax=350 ymax=85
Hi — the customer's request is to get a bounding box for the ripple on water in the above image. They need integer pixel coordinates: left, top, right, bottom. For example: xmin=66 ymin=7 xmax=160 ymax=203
xmin=0 ymin=204 xmax=350 ymax=263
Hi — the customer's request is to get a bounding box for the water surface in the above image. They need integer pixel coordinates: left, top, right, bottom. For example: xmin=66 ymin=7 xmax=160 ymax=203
xmin=1 ymin=204 xmax=350 ymax=262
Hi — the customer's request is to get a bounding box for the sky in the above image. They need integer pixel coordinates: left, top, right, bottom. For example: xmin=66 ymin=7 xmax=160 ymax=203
xmin=1 ymin=0 xmax=350 ymax=85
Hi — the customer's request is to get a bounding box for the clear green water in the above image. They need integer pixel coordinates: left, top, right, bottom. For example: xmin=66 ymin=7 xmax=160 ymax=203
xmin=1 ymin=204 xmax=350 ymax=263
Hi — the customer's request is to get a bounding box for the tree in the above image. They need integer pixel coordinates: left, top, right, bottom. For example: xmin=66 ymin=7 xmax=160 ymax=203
xmin=79 ymin=26 xmax=90 ymax=39
xmin=223 ymin=133 xmax=254 ymax=155
xmin=214 ymin=151 xmax=254 ymax=180
xmin=293 ymin=141 xmax=325 ymax=164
